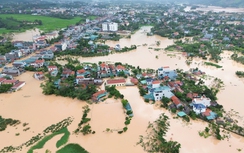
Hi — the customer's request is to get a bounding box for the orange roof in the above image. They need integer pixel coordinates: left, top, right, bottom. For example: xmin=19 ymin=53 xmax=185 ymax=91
xmin=36 ymin=72 xmax=43 ymax=75
xmin=100 ymin=63 xmax=108 ymax=68
xmin=48 ymin=66 xmax=57 ymax=69
xmin=152 ymin=80 xmax=160 ymax=84
xmin=116 ymin=65 xmax=125 ymax=70
xmin=35 ymin=59 xmax=45 ymax=63
xmin=92 ymin=90 xmax=106 ymax=98
xmin=107 ymin=79 xmax=126 ymax=84
xmin=163 ymin=66 xmax=170 ymax=68
xmin=76 ymin=76 xmax=84 ymax=79
xmin=202 ymin=108 xmax=212 ymax=116
xmin=2 ymin=80 xmax=18 ymax=84
xmin=171 ymin=96 xmax=181 ymax=105
xmin=77 ymin=69 xmax=86 ymax=74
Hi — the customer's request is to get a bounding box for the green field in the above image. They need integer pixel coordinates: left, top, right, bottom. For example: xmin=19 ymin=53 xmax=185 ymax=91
xmin=57 ymin=144 xmax=89 ymax=153
xmin=0 ymin=14 xmax=96 ymax=34
xmin=27 ymin=127 xmax=70 ymax=153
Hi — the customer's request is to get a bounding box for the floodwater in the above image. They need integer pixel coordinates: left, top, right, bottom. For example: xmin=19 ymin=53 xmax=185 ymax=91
xmin=12 ymin=29 xmax=41 ymax=42
xmin=0 ymin=26 xmax=244 ymax=153
xmin=185 ymin=6 xmax=244 ymax=13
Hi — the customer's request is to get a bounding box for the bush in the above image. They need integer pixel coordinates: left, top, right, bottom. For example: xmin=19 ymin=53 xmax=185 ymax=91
xmin=124 ymin=119 xmax=130 ymax=125
xmin=118 ymin=131 xmax=123 ymax=134
xmin=144 ymin=99 xmax=149 ymax=103
xmin=123 ymin=127 xmax=128 ymax=132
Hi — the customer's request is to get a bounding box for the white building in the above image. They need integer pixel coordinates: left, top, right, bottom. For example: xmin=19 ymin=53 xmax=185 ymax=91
xmin=149 ymin=86 xmax=174 ymax=101
xmin=102 ymin=22 xmax=118 ymax=32
xmin=108 ymin=22 xmax=118 ymax=32
xmin=102 ymin=22 xmax=109 ymax=31
xmin=192 ymin=96 xmax=211 ymax=107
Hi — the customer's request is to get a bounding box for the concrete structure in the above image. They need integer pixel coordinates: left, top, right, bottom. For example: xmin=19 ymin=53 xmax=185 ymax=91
xmin=102 ymin=22 xmax=118 ymax=32
xmin=92 ymin=90 xmax=107 ymax=102
xmin=193 ymin=103 xmax=206 ymax=114
xmin=2 ymin=67 xmax=20 ymax=77
xmin=158 ymin=66 xmax=177 ymax=80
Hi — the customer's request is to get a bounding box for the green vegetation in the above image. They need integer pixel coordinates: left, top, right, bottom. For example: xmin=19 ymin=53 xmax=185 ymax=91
xmin=0 ymin=84 xmax=13 ymax=93
xmin=1 ymin=117 xmax=73 ymax=153
xmin=106 ymin=85 xmax=122 ymax=99
xmin=137 ymin=114 xmax=181 ymax=153
xmin=56 ymin=128 xmax=70 ymax=148
xmin=204 ymin=62 xmax=223 ymax=68
xmin=0 ymin=14 xmax=84 ymax=33
xmin=0 ymin=116 xmax=20 ymax=131
xmin=40 ymin=69 xmax=97 ymax=100
xmin=0 ymin=16 xmax=42 ymax=31
xmin=27 ymin=127 xmax=70 ymax=153
xmin=74 ymin=105 xmax=94 ymax=135
xmin=231 ymin=53 xmax=244 ymax=65
xmin=57 ymin=144 xmax=89 ymax=153
xmin=236 ymin=71 xmax=244 ymax=78
xmin=0 ymin=42 xmax=17 ymax=55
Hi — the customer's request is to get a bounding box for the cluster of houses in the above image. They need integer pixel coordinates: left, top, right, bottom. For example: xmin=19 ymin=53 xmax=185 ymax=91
xmin=132 ymin=66 xmax=217 ymax=120
xmin=0 ymin=72 xmax=26 ymax=92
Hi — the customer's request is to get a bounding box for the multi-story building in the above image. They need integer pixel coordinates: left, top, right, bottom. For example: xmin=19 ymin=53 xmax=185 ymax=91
xmin=102 ymin=22 xmax=118 ymax=32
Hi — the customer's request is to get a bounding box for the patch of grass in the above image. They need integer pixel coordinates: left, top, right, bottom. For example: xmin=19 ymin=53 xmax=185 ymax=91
xmin=204 ymin=62 xmax=222 ymax=68
xmin=56 ymin=128 xmax=70 ymax=148
xmin=0 ymin=14 xmax=85 ymax=33
xmin=27 ymin=127 xmax=69 ymax=153
xmin=56 ymin=143 xmax=89 ymax=153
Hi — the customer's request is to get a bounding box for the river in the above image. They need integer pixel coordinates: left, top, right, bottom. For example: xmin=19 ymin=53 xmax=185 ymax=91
xmin=0 ymin=26 xmax=244 ymax=153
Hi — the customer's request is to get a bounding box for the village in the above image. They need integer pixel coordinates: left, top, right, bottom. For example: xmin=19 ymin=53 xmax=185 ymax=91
xmin=1 ymin=1 xmax=244 ymax=153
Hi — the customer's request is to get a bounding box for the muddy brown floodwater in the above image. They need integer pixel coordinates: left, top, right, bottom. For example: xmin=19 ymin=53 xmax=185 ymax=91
xmin=1 ymin=26 xmax=244 ymax=153
xmin=12 ymin=29 xmax=41 ymax=42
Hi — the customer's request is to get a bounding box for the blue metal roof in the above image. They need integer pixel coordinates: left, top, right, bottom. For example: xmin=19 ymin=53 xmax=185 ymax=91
xmin=193 ymin=103 xmax=206 ymax=109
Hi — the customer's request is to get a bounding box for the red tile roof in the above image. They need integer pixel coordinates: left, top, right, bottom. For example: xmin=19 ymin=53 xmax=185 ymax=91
xmin=36 ymin=72 xmax=44 ymax=75
xmin=152 ymin=80 xmax=160 ymax=84
xmin=77 ymin=69 xmax=86 ymax=74
xmin=116 ymin=65 xmax=125 ymax=70
xmin=35 ymin=59 xmax=45 ymax=63
xmin=202 ymin=108 xmax=212 ymax=116
xmin=131 ymin=78 xmax=138 ymax=85
xmin=12 ymin=81 xmax=25 ymax=88
xmin=48 ymin=66 xmax=57 ymax=69
xmin=2 ymin=80 xmax=18 ymax=84
xmin=100 ymin=63 xmax=108 ymax=68
xmin=92 ymin=90 xmax=106 ymax=98
xmin=171 ymin=96 xmax=181 ymax=105
xmin=107 ymin=79 xmax=126 ymax=85
xmin=0 ymin=78 xmax=6 ymax=82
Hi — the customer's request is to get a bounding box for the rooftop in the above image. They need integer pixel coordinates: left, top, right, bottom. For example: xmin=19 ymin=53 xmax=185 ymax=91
xmin=107 ymin=79 xmax=126 ymax=84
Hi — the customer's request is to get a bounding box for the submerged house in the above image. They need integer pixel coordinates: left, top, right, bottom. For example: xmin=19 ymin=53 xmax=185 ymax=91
xmin=171 ymin=96 xmax=182 ymax=108
xmin=92 ymin=90 xmax=107 ymax=102
xmin=105 ymin=79 xmax=126 ymax=87
xmin=124 ymin=102 xmax=133 ymax=117
xmin=193 ymin=103 xmax=206 ymax=114
xmin=144 ymin=85 xmax=174 ymax=101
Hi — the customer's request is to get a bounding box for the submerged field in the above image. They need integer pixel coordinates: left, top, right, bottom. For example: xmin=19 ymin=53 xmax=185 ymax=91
xmin=0 ymin=14 xmax=90 ymax=34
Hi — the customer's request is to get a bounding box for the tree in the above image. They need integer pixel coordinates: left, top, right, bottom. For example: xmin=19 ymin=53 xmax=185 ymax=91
xmin=40 ymin=82 xmax=56 ymax=95
xmin=121 ymin=99 xmax=128 ymax=108
xmin=0 ymin=84 xmax=13 ymax=93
